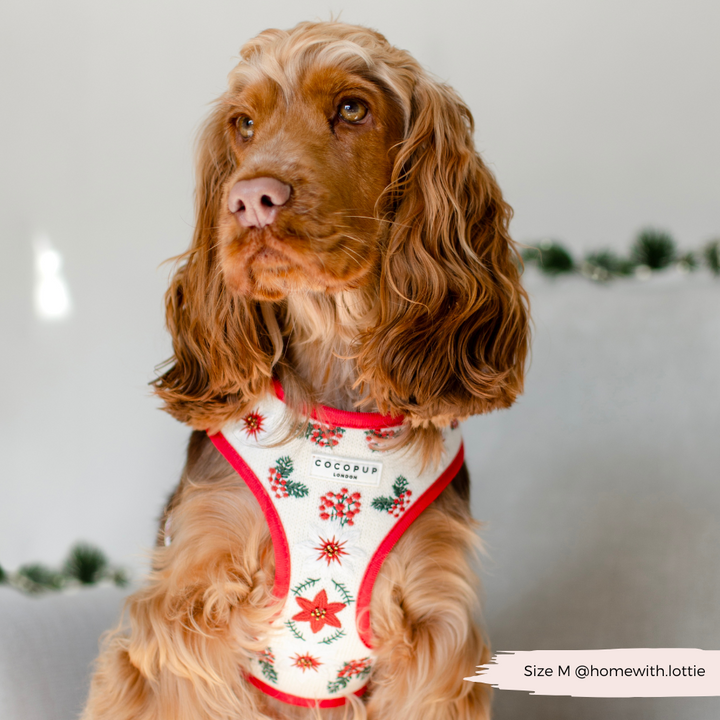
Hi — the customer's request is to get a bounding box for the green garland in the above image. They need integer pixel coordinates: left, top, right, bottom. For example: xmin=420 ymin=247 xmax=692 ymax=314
xmin=0 ymin=542 xmax=129 ymax=595
xmin=523 ymin=229 xmax=720 ymax=282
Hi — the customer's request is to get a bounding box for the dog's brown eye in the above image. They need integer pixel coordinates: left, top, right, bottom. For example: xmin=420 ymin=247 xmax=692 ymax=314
xmin=236 ymin=115 xmax=254 ymax=139
xmin=338 ymin=99 xmax=368 ymax=124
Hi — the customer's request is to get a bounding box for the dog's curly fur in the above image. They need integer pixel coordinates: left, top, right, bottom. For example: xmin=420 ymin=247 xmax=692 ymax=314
xmin=83 ymin=20 xmax=529 ymax=720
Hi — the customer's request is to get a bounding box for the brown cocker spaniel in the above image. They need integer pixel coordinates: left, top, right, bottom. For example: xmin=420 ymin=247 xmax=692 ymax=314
xmin=83 ymin=20 xmax=529 ymax=720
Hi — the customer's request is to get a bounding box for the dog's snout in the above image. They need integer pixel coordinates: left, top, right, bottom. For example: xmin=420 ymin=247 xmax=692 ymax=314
xmin=228 ymin=177 xmax=291 ymax=228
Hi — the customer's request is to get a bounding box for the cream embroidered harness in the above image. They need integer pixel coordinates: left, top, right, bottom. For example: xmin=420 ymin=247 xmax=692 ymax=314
xmin=210 ymin=387 xmax=464 ymax=708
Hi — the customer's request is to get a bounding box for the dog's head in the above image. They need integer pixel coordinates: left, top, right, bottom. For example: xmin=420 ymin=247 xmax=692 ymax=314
xmin=215 ymin=25 xmax=405 ymax=299
xmin=156 ymin=21 xmax=529 ymax=430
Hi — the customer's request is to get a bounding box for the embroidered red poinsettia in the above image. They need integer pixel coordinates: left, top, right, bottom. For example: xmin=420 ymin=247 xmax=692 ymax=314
xmin=305 ymin=421 xmax=345 ymax=448
xmin=293 ymin=589 xmax=346 ymax=633
xmin=319 ymin=488 xmax=361 ymax=526
xmin=291 ymin=652 xmax=323 ymax=673
xmin=242 ymin=410 xmax=266 ymax=439
xmin=314 ymin=535 xmax=349 ymax=566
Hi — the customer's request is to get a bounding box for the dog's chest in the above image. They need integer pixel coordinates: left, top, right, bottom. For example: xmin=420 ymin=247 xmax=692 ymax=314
xmin=210 ymin=390 xmax=463 ymax=707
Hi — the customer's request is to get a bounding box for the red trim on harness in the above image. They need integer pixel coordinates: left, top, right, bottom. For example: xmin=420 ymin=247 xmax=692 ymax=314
xmin=210 ymin=416 xmax=464 ymax=706
xmin=272 ymin=379 xmax=404 ymax=429
xmin=247 ymin=674 xmax=367 ymax=708
xmin=209 ymin=432 xmax=291 ymax=602
xmin=356 ymin=442 xmax=465 ymax=648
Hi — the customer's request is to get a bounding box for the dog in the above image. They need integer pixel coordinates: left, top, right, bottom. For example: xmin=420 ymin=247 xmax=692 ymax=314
xmin=83 ymin=21 xmax=529 ymax=720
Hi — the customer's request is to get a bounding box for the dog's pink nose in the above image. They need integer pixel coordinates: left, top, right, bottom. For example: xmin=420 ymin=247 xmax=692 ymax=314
xmin=228 ymin=177 xmax=291 ymax=228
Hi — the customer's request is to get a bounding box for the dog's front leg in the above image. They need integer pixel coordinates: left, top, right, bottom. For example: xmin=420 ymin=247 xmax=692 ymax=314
xmin=366 ymin=499 xmax=492 ymax=720
xmin=83 ymin=436 xmax=275 ymax=720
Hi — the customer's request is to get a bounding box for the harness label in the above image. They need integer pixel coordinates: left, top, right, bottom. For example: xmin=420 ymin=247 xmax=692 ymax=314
xmin=308 ymin=454 xmax=383 ymax=486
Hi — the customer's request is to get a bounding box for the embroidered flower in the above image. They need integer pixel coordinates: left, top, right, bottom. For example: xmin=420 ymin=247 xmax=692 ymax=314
xmin=242 ymin=410 xmax=266 ymax=439
xmin=364 ymin=427 xmax=400 ymax=451
xmin=291 ymin=652 xmax=323 ymax=672
xmin=314 ymin=535 xmax=349 ymax=566
xmin=296 ymin=523 xmax=367 ymax=576
xmin=371 ymin=476 xmax=413 ymax=518
xmin=305 ymin=422 xmax=345 ymax=448
xmin=450 ymin=418 xmax=460 ymax=430
xmin=319 ymin=488 xmax=361 ymax=526
xmin=292 ymin=589 xmax=346 ymax=634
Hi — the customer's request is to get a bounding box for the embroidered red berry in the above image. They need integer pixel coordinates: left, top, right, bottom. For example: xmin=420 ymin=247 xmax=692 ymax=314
xmin=267 ymin=456 xmax=308 ymax=499
xmin=305 ymin=422 xmax=346 ymax=448
xmin=372 ymin=475 xmax=412 ymax=516
xmin=364 ymin=428 xmax=400 ymax=451
xmin=318 ymin=489 xmax=362 ymax=526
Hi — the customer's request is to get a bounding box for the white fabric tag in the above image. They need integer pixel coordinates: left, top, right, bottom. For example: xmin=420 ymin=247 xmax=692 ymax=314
xmin=309 ymin=454 xmax=383 ymax=486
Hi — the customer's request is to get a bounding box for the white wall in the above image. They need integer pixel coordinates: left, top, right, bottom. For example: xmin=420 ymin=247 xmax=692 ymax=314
xmin=469 ymin=269 xmax=720 ymax=719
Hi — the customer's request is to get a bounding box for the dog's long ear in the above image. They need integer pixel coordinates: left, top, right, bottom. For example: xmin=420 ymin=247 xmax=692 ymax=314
xmin=153 ymin=104 xmax=275 ymax=430
xmin=358 ymin=73 xmax=529 ymax=424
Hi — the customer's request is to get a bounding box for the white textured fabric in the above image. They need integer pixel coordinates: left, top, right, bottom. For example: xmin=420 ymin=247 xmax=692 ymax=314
xmin=215 ymin=393 xmax=463 ymax=706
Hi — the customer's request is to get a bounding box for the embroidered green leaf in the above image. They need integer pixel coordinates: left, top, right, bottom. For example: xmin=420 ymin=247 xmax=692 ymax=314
xmin=371 ymin=496 xmax=394 ymax=512
xmin=275 ymin=456 xmax=294 ymax=478
xmin=285 ymin=479 xmax=309 ymax=498
xmin=327 ymin=676 xmax=351 ymax=693
xmin=319 ymin=628 xmax=346 ymax=645
xmin=392 ymin=476 xmax=409 ymax=497
xmin=259 ymin=661 xmax=278 ymax=684
xmin=292 ymin=577 xmax=320 ymax=596
xmin=332 ymin=579 xmax=354 ymax=604
xmin=285 ymin=620 xmax=305 ymax=641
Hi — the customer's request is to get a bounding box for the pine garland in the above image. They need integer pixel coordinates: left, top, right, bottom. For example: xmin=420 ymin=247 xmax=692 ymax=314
xmin=523 ymin=230 xmax=720 ymax=282
xmin=1 ymin=543 xmax=129 ymax=595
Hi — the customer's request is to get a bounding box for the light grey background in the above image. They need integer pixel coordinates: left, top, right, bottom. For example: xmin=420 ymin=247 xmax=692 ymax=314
xmin=1 ymin=1 xmax=719 ymax=718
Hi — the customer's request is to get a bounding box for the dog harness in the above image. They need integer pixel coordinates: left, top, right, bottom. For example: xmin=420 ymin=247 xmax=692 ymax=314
xmin=210 ymin=383 xmax=464 ymax=708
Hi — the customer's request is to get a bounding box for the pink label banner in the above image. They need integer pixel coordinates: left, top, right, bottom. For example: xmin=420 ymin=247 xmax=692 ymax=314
xmin=465 ymin=649 xmax=720 ymax=697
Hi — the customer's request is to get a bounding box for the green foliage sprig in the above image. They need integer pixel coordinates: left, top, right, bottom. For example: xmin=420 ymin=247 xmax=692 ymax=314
xmin=704 ymin=240 xmax=720 ymax=275
xmin=631 ymin=229 xmax=676 ymax=269
xmin=522 ymin=229 xmax=720 ymax=282
xmin=522 ymin=241 xmax=574 ymax=275
xmin=0 ymin=542 xmax=129 ymax=595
